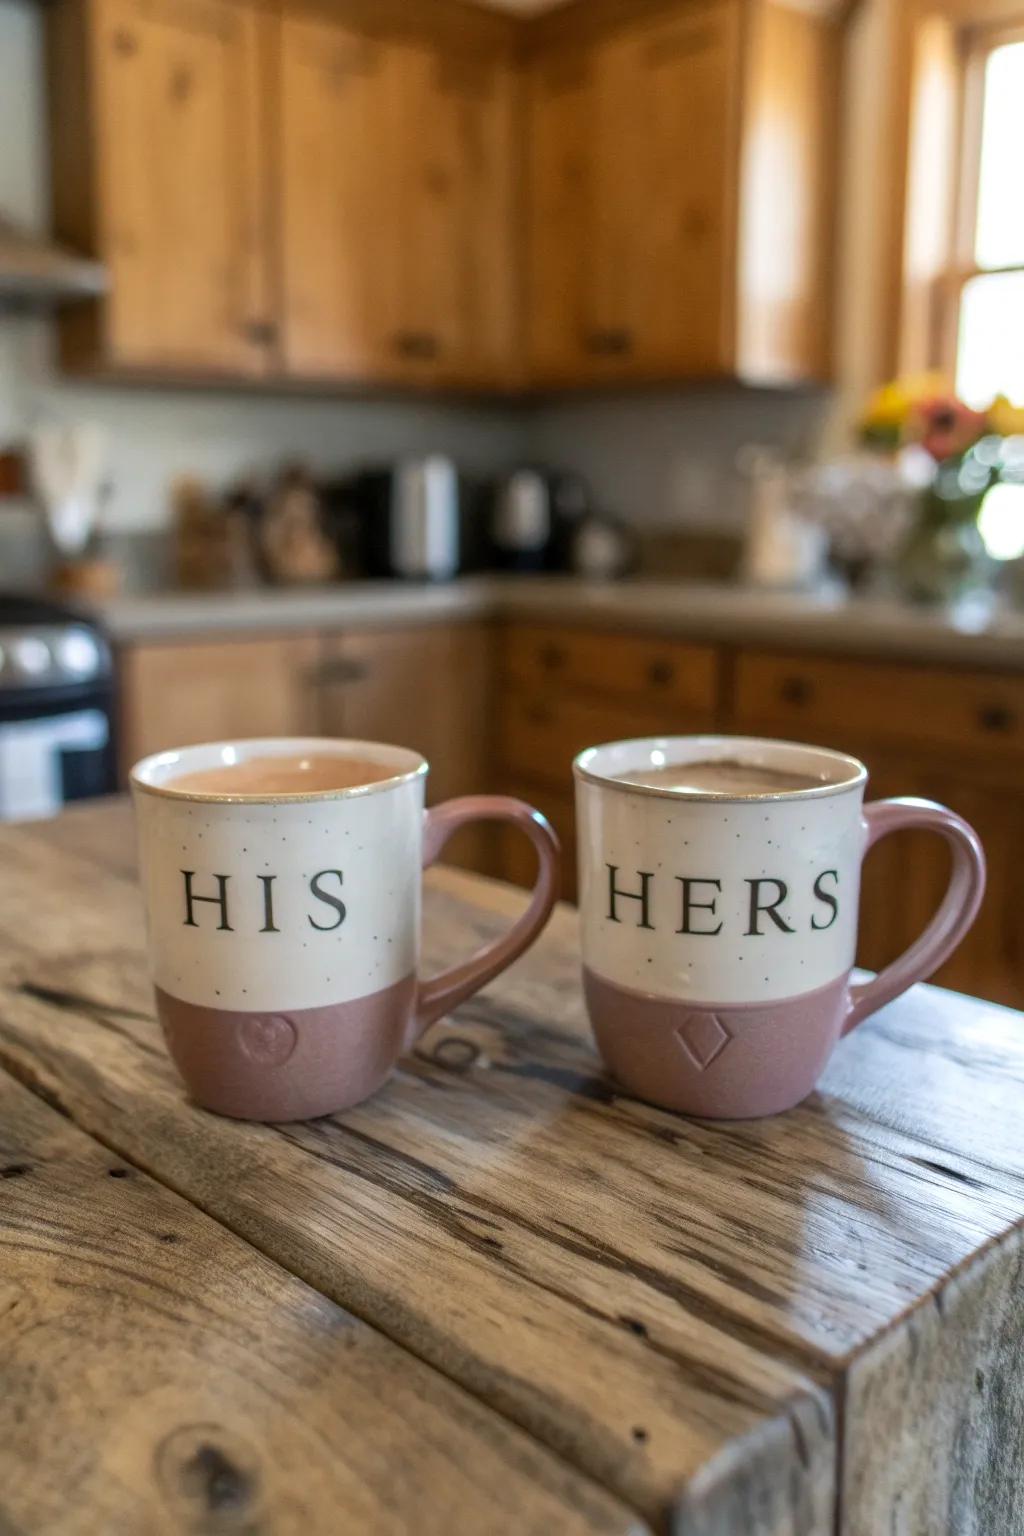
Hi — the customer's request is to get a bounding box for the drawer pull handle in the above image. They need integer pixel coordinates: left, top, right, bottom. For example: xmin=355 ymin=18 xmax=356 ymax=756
xmin=978 ymin=704 xmax=1014 ymax=733
xmin=584 ymin=329 xmax=633 ymax=356
xmin=538 ymin=645 xmax=566 ymax=670
xmin=309 ymin=658 xmax=370 ymax=687
xmin=779 ymin=677 xmax=812 ymax=706
xmin=394 ymin=331 xmax=440 ymax=360
xmin=647 ymin=659 xmax=675 ymax=688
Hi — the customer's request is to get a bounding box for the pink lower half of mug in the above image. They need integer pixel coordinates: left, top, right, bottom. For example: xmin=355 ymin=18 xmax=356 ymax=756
xmin=155 ymin=978 xmax=416 ymax=1122
xmin=583 ymin=967 xmax=852 ymax=1119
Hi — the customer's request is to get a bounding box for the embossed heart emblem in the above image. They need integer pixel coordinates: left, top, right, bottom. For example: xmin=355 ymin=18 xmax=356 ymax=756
xmin=239 ymin=1014 xmax=298 ymax=1067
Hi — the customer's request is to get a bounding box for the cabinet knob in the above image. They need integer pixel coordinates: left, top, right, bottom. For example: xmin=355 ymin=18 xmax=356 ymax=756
xmin=538 ymin=644 xmax=566 ymax=670
xmin=978 ymin=703 xmax=1014 ymax=733
xmin=243 ymin=319 xmax=277 ymax=347
xmin=394 ymin=331 xmax=441 ymax=360
xmin=647 ymin=659 xmax=675 ymax=688
xmin=309 ymin=658 xmax=370 ymax=687
xmin=779 ymin=676 xmax=812 ymax=706
xmin=584 ymin=329 xmax=633 ymax=357
xmin=524 ymin=703 xmax=554 ymax=727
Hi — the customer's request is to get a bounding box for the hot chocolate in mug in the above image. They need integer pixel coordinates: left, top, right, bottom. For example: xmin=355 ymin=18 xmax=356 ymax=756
xmin=574 ymin=735 xmax=986 ymax=1119
xmin=132 ymin=738 xmax=560 ymax=1121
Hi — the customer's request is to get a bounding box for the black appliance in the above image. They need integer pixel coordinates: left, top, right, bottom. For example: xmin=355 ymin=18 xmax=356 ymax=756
xmin=0 ymin=594 xmax=116 ymax=821
xmin=490 ymin=469 xmax=589 ymax=572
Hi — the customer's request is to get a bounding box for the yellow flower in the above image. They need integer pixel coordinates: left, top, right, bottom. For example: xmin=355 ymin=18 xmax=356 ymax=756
xmin=862 ymin=382 xmax=910 ymax=431
xmin=989 ymin=394 xmax=1024 ymax=437
xmin=860 ymin=374 xmax=952 ymax=434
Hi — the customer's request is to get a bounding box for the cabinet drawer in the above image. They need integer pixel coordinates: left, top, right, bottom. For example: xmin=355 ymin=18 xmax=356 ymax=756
xmin=498 ymin=781 xmax=577 ymax=903
xmin=502 ymin=623 xmax=718 ymax=713
xmin=733 ymin=652 xmax=1024 ymax=759
xmin=499 ymin=689 xmax=685 ymax=790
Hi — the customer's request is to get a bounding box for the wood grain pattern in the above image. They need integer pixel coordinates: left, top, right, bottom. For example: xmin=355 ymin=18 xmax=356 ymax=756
xmin=94 ymin=0 xmax=272 ymax=374
xmin=730 ymin=647 xmax=1024 ymax=1009
xmin=117 ymin=633 xmax=320 ymax=774
xmin=736 ymin=0 xmax=838 ymax=384
xmin=315 ymin=622 xmax=496 ymax=872
xmin=0 ymin=804 xmax=834 ymax=1535
xmin=0 ymin=1060 xmax=638 ymax=1535
xmin=502 ymin=623 xmax=720 ymax=713
xmin=6 ymin=804 xmax=1024 ymax=1531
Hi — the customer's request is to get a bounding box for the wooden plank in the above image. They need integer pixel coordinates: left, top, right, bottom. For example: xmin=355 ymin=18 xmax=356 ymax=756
xmin=0 ymin=804 xmax=834 ymax=1535
xmin=11 ymin=802 xmax=1024 ymax=1531
xmin=0 ymin=1060 xmax=639 ymax=1536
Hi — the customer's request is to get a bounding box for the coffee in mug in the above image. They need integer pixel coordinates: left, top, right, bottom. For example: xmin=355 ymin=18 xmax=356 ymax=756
xmin=574 ymin=735 xmax=986 ymax=1119
xmin=132 ymin=738 xmax=560 ymax=1121
xmin=170 ymin=753 xmax=398 ymax=796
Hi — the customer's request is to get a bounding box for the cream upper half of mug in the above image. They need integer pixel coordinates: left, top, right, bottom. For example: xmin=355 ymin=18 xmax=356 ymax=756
xmin=133 ymin=775 xmax=424 ymax=1012
xmin=575 ymin=776 xmax=866 ymax=1004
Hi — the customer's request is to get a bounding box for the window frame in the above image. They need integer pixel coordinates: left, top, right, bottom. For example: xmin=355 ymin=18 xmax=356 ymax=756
xmin=942 ymin=21 xmax=1024 ymax=387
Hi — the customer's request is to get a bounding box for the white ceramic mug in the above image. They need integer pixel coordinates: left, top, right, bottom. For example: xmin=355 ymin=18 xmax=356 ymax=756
xmin=132 ymin=738 xmax=560 ymax=1121
xmin=574 ymin=735 xmax=986 ymax=1118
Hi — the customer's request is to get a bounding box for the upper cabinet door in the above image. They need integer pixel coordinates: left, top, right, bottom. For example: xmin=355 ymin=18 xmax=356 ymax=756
xmin=277 ymin=25 xmax=518 ymax=388
xmin=277 ymin=15 xmax=400 ymax=381
xmin=389 ymin=41 xmax=520 ymax=388
xmin=526 ymin=48 xmax=595 ymax=382
xmin=598 ymin=0 xmax=741 ymax=379
xmin=527 ymin=1 xmax=740 ymax=385
xmin=90 ymin=0 xmax=272 ymax=374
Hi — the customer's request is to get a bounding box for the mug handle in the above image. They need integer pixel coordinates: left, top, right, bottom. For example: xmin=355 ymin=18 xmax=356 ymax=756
xmin=844 ymin=797 xmax=986 ymax=1035
xmin=412 ymin=796 xmax=560 ymax=1038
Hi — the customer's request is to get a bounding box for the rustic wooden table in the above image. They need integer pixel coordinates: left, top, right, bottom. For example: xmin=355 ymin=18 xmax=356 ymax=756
xmin=1 ymin=800 xmax=1022 ymax=1535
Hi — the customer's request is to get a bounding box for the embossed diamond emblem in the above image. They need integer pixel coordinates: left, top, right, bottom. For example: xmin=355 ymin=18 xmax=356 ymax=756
xmin=674 ymin=1012 xmax=732 ymax=1071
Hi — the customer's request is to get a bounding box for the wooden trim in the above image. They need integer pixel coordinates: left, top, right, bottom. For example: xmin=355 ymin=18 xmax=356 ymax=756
xmin=887 ymin=0 xmax=1024 ymax=378
xmin=277 ymin=0 xmax=520 ymax=58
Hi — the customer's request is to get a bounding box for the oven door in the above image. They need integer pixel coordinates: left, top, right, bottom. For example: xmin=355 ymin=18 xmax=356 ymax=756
xmin=0 ymin=693 xmax=116 ymax=822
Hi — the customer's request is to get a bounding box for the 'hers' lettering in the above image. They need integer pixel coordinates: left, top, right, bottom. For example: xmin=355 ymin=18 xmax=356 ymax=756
xmin=180 ymin=869 xmax=348 ymax=933
xmin=605 ymin=864 xmax=840 ymax=934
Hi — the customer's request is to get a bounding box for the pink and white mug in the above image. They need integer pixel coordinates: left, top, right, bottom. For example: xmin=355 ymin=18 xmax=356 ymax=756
xmin=574 ymin=735 xmax=986 ymax=1119
xmin=132 ymin=738 xmax=559 ymax=1122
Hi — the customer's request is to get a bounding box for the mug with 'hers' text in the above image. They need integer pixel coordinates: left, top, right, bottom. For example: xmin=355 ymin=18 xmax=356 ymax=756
xmin=131 ymin=738 xmax=560 ymax=1122
xmin=575 ymin=736 xmax=987 ymax=1119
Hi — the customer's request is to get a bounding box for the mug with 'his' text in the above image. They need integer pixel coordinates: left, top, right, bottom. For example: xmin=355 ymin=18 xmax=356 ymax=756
xmin=132 ymin=737 xmax=560 ymax=1121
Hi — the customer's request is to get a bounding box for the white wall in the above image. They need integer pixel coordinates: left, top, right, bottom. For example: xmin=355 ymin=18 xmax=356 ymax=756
xmin=526 ymin=388 xmax=827 ymax=530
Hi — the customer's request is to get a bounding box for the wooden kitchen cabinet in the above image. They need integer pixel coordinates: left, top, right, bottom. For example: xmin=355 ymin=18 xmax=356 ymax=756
xmin=732 ymin=648 xmax=1024 ymax=1008
xmin=118 ymin=622 xmax=494 ymax=872
xmin=47 ymin=0 xmax=274 ymax=377
xmin=496 ymin=623 xmax=721 ymax=893
xmin=526 ymin=0 xmax=837 ymax=386
xmin=46 ymin=0 xmax=837 ymax=393
xmin=118 ymin=632 xmax=319 ymax=770
xmin=276 ymin=12 xmax=398 ymax=381
xmin=389 ymin=41 xmax=520 ymax=388
xmin=277 ymin=15 xmax=519 ymax=387
xmin=312 ymin=622 xmax=495 ymax=870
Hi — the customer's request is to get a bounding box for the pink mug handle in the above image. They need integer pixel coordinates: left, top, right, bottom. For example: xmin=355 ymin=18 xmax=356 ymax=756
xmin=844 ymin=798 xmax=986 ymax=1034
xmin=413 ymin=796 xmax=560 ymax=1038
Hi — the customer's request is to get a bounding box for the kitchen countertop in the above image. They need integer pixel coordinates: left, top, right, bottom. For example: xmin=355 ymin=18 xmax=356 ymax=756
xmin=3 ymin=799 xmax=1024 ymax=1533
xmin=91 ymin=576 xmax=1024 ymax=671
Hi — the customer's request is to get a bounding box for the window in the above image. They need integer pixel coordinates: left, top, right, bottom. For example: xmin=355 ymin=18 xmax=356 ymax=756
xmin=952 ymin=30 xmax=1024 ymax=406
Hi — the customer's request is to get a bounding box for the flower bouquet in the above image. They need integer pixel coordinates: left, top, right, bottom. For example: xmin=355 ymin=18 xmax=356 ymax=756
xmin=860 ymin=376 xmax=1024 ymax=603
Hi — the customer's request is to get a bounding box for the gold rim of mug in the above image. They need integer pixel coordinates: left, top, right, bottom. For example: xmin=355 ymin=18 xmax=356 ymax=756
xmin=130 ymin=738 xmax=429 ymax=805
xmin=573 ymin=735 xmax=869 ymax=804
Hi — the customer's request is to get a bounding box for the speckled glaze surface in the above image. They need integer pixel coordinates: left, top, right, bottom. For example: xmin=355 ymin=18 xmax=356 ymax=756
xmin=133 ymin=738 xmax=560 ymax=1121
xmin=575 ymin=736 xmax=986 ymax=1118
